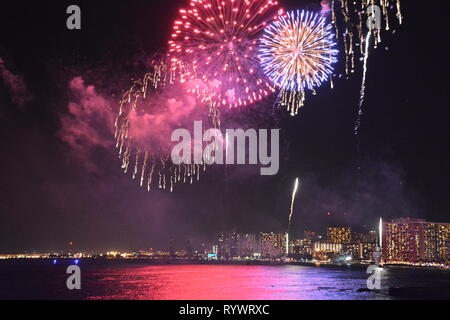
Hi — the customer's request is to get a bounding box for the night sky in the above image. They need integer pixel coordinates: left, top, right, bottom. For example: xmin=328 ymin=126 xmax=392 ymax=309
xmin=0 ymin=1 xmax=448 ymax=252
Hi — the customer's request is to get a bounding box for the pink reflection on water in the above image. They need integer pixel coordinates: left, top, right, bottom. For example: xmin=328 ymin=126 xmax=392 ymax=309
xmin=86 ymin=264 xmax=375 ymax=300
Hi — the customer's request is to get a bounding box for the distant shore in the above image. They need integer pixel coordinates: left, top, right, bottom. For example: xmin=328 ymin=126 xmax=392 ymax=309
xmin=1 ymin=257 xmax=449 ymax=271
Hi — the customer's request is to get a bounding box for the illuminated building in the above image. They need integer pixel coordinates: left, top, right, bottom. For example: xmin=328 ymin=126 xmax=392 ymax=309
xmin=217 ymin=232 xmax=253 ymax=259
xmin=327 ymin=227 xmax=352 ymax=244
xmin=383 ymin=218 xmax=450 ymax=263
xmin=291 ymin=239 xmax=312 ymax=256
xmin=230 ymin=232 xmax=240 ymax=258
xmin=260 ymin=232 xmax=286 ymax=258
xmin=357 ymin=241 xmax=376 ymax=262
xmin=313 ymin=241 xmax=342 ymax=260
xmin=217 ymin=233 xmax=240 ymax=259
xmin=423 ymin=223 xmax=450 ymax=262
xmin=342 ymin=243 xmax=360 ymax=259
xmin=217 ymin=233 xmax=230 ymax=259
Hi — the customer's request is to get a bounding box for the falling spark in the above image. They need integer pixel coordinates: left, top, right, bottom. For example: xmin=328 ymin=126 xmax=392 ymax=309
xmin=354 ymin=31 xmax=371 ymax=171
xmin=115 ymin=60 xmax=216 ymax=192
xmin=328 ymin=0 xmax=402 ymax=77
xmin=327 ymin=2 xmax=402 ymax=172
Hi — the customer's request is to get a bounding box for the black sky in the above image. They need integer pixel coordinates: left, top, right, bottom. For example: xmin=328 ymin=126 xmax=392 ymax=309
xmin=0 ymin=1 xmax=449 ymax=252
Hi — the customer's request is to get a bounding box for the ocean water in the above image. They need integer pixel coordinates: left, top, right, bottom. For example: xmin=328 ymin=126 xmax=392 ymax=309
xmin=1 ymin=260 xmax=450 ymax=300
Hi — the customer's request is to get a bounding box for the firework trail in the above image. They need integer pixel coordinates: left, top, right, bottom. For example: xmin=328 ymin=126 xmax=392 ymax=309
xmin=379 ymin=217 xmax=383 ymax=247
xmin=354 ymin=31 xmax=371 ymax=171
xmin=115 ymin=60 xmax=216 ymax=192
xmin=168 ymin=0 xmax=283 ymax=109
xmin=287 ymin=177 xmax=300 ymax=232
xmin=260 ymin=10 xmax=338 ymax=116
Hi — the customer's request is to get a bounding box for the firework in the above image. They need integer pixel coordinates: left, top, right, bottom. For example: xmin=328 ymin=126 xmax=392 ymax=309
xmin=285 ymin=177 xmax=300 ymax=255
xmin=288 ymin=177 xmax=300 ymax=232
xmin=328 ymin=0 xmax=402 ymax=77
xmin=168 ymin=0 xmax=283 ymax=109
xmin=260 ymin=10 xmax=338 ymax=116
xmin=354 ymin=31 xmax=371 ymax=171
xmin=379 ymin=217 xmax=383 ymax=248
xmin=325 ymin=0 xmax=402 ymax=171
xmin=285 ymin=177 xmax=300 ymax=256
xmin=115 ymin=60 xmax=216 ymax=192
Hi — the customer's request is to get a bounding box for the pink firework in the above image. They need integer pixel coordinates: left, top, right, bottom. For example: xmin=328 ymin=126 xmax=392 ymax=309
xmin=169 ymin=0 xmax=283 ymax=108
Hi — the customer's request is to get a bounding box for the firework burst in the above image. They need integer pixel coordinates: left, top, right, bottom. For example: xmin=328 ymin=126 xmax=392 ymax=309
xmin=168 ymin=0 xmax=283 ymax=109
xmin=259 ymin=10 xmax=338 ymax=116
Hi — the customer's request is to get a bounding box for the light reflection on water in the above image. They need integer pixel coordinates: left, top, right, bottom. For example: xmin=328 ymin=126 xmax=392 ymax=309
xmin=84 ymin=265 xmax=387 ymax=300
xmin=2 ymin=262 xmax=450 ymax=300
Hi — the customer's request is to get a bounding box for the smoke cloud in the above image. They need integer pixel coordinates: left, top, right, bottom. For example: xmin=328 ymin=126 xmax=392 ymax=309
xmin=320 ymin=0 xmax=332 ymax=17
xmin=289 ymin=161 xmax=424 ymax=236
xmin=127 ymin=82 xmax=210 ymax=155
xmin=0 ymin=57 xmax=32 ymax=108
xmin=59 ymin=76 xmax=115 ymax=172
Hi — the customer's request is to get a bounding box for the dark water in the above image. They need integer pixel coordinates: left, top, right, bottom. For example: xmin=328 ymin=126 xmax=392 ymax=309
xmin=1 ymin=260 xmax=450 ymax=300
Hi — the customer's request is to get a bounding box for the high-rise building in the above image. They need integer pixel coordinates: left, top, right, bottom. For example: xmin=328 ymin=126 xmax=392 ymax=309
xmin=260 ymin=232 xmax=286 ymax=258
xmin=360 ymin=242 xmax=376 ymax=261
xmin=383 ymin=218 xmax=450 ymax=263
xmin=229 ymin=232 xmax=240 ymax=258
xmin=313 ymin=241 xmax=342 ymax=260
xmin=291 ymin=239 xmax=312 ymax=256
xmin=217 ymin=232 xmax=248 ymax=259
xmin=217 ymin=233 xmax=229 ymax=259
xmin=327 ymin=227 xmax=352 ymax=244
xmin=423 ymin=223 xmax=450 ymax=261
xmin=342 ymin=243 xmax=360 ymax=259
xmin=240 ymin=234 xmax=258 ymax=258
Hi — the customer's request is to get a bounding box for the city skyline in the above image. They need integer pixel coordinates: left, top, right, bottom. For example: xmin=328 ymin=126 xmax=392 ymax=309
xmin=4 ymin=216 xmax=449 ymax=268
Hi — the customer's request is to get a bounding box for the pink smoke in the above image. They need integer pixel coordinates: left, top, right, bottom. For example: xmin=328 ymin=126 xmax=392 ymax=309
xmin=320 ymin=0 xmax=331 ymax=17
xmin=0 ymin=57 xmax=32 ymax=107
xmin=59 ymin=76 xmax=115 ymax=172
xmin=60 ymin=73 xmax=213 ymax=172
xmin=127 ymin=81 xmax=211 ymax=155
